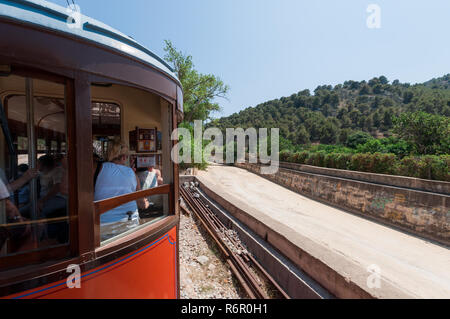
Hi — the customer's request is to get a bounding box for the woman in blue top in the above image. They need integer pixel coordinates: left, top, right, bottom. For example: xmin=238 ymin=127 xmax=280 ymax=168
xmin=94 ymin=139 xmax=146 ymax=241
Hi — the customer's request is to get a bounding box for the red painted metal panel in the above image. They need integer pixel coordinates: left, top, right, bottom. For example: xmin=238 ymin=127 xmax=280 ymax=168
xmin=6 ymin=226 xmax=178 ymax=299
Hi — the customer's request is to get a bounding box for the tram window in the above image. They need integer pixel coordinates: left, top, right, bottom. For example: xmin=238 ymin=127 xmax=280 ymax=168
xmin=0 ymin=75 xmax=71 ymax=263
xmin=100 ymin=194 xmax=170 ymax=243
xmin=95 ymin=139 xmax=170 ymax=244
xmin=92 ymin=102 xmax=121 ymax=158
xmin=51 ymin=141 xmax=58 ymax=152
xmin=37 ymin=139 xmax=46 ymax=152
xmin=92 ymin=84 xmax=173 ymax=245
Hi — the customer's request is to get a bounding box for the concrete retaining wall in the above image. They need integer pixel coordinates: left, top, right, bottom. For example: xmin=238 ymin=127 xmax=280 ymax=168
xmin=280 ymin=162 xmax=450 ymax=194
xmin=235 ymin=162 xmax=450 ymax=246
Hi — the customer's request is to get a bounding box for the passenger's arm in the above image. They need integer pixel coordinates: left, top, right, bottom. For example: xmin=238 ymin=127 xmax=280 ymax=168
xmin=8 ymin=169 xmax=38 ymax=192
xmin=4 ymin=199 xmax=30 ymax=235
xmin=155 ymin=169 xmax=163 ymax=186
xmin=135 ymin=175 xmax=148 ymax=210
xmin=5 ymin=199 xmax=21 ymax=220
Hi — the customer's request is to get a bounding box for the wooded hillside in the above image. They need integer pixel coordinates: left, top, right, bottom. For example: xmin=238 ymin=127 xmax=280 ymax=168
xmin=211 ymin=74 xmax=450 ymax=146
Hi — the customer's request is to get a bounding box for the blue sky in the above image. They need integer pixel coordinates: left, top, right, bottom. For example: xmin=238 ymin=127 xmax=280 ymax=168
xmin=50 ymin=0 xmax=450 ymax=118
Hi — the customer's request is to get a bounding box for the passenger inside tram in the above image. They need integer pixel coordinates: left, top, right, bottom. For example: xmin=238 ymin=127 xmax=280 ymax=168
xmin=94 ymin=139 xmax=148 ymax=241
xmin=91 ymin=83 xmax=173 ymax=243
xmin=0 ymin=168 xmax=34 ymax=252
xmin=1 ymin=75 xmax=173 ymax=255
xmin=135 ymin=157 xmax=164 ymax=217
xmin=37 ymin=154 xmax=66 ymax=215
xmin=0 ymin=153 xmax=69 ymax=254
xmin=136 ymin=157 xmax=163 ymax=189
xmin=93 ymin=152 xmax=103 ymax=187
xmin=1 ymin=75 xmax=71 ymax=257
xmin=37 ymin=153 xmax=69 ymax=243
xmin=6 ymin=165 xmax=38 ymax=218
xmin=12 ymin=164 xmax=34 ymax=211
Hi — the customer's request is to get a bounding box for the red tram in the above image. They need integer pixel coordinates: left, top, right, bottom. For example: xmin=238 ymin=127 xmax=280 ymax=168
xmin=0 ymin=0 xmax=182 ymax=298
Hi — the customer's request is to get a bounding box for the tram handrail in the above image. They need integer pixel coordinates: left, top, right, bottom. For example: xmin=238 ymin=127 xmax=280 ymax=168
xmin=94 ymin=184 xmax=172 ymax=215
xmin=0 ymin=216 xmax=69 ymax=228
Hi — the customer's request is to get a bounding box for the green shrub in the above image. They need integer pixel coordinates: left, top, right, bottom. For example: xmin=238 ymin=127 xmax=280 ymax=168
xmin=371 ymin=153 xmax=397 ymax=174
xmin=324 ymin=153 xmax=337 ymax=168
xmin=355 ymin=137 xmax=414 ymax=158
xmin=306 ymin=151 xmax=327 ymax=167
xmin=428 ymin=156 xmax=449 ymax=181
xmin=356 ymin=139 xmax=387 ymax=154
xmin=297 ymin=151 xmax=310 ymax=164
xmin=283 ymin=150 xmax=310 ymax=164
xmin=280 ymin=150 xmax=292 ymax=162
xmin=278 ymin=145 xmax=448 ymax=181
xmin=287 ymin=152 xmax=297 ymax=163
xmin=335 ymin=153 xmax=353 ymax=169
xmin=398 ymin=155 xmax=449 ymax=181
xmin=350 ymin=153 xmax=371 ymax=172
xmin=289 ymin=152 xmax=301 ymax=163
xmin=309 ymin=144 xmax=355 ymax=154
xmin=396 ymin=156 xmax=418 ymax=178
xmin=382 ymin=138 xmax=414 ymax=158
xmin=345 ymin=131 xmax=373 ymax=149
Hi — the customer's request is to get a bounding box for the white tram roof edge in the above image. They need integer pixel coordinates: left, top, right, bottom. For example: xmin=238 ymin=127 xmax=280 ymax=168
xmin=0 ymin=0 xmax=180 ymax=85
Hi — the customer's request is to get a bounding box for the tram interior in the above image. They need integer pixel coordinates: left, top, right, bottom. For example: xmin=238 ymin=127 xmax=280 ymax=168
xmin=91 ymin=83 xmax=173 ymax=243
xmin=0 ymin=72 xmax=173 ymax=260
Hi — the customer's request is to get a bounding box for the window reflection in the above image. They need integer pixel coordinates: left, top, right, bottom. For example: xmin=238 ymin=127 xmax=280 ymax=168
xmin=0 ymin=77 xmax=70 ymax=259
xmin=100 ymin=194 xmax=169 ymax=243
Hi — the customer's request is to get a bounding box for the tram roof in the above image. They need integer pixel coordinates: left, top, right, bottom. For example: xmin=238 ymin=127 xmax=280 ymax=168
xmin=0 ymin=0 xmax=180 ymax=85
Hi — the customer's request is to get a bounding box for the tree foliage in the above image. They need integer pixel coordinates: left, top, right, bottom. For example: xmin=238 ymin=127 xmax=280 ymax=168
xmin=345 ymin=131 xmax=373 ymax=149
xmin=212 ymin=74 xmax=450 ymax=148
xmin=164 ymin=40 xmax=229 ymax=123
xmin=393 ymin=111 xmax=450 ymax=155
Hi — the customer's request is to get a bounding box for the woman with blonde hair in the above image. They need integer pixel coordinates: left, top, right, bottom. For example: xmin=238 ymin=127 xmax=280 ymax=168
xmin=94 ymin=139 xmax=144 ymax=241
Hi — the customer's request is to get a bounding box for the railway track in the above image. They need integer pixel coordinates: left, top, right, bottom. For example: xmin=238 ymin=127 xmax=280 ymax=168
xmin=180 ymin=182 xmax=290 ymax=299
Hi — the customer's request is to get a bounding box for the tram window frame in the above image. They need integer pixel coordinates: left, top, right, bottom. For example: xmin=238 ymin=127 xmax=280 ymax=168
xmin=0 ymin=71 xmax=78 ymax=272
xmin=91 ymin=91 xmax=175 ymax=248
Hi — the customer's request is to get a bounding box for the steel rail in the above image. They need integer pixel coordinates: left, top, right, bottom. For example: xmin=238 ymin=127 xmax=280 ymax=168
xmin=183 ymin=186 xmax=266 ymax=298
xmin=186 ymin=187 xmax=266 ymax=297
xmin=180 ymin=187 xmax=257 ymax=298
xmin=180 ymin=184 xmax=290 ymax=299
xmin=181 ymin=186 xmax=264 ymax=298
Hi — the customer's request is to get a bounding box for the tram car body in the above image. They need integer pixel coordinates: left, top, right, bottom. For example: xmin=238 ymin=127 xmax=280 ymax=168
xmin=0 ymin=0 xmax=182 ymax=298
